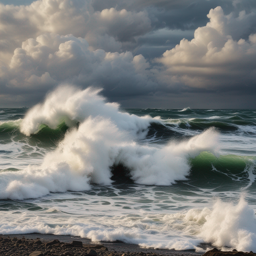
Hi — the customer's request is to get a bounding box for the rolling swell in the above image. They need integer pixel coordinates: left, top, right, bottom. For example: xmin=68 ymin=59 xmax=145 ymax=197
xmin=146 ymin=122 xmax=179 ymax=142
xmin=188 ymin=152 xmax=256 ymax=189
xmin=1 ymin=103 xmax=256 ymax=252
xmin=164 ymin=118 xmax=256 ymax=135
xmin=1 ymin=90 xmax=256 ymax=199
xmin=187 ymin=120 xmax=238 ymax=131
xmin=30 ymin=123 xmax=69 ymax=142
xmin=128 ymin=109 xmax=256 ymax=135
xmin=109 ymin=152 xmax=256 ymax=190
xmin=0 ymin=120 xmax=69 ymax=147
xmin=0 ymin=86 xmax=220 ymax=200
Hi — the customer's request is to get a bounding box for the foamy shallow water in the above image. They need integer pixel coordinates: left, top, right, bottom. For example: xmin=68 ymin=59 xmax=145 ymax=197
xmin=1 ymin=86 xmax=256 ymax=252
xmin=1 ymin=185 xmax=256 ymax=251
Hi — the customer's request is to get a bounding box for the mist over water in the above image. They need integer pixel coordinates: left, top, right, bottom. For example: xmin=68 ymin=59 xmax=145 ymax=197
xmin=1 ymin=86 xmax=256 ymax=252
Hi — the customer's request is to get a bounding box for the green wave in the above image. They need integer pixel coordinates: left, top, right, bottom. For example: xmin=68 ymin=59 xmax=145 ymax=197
xmin=185 ymin=120 xmax=238 ymax=131
xmin=165 ymin=118 xmax=256 ymax=133
xmin=31 ymin=123 xmax=69 ymax=141
xmin=188 ymin=152 xmax=256 ymax=189
xmin=0 ymin=120 xmax=69 ymax=147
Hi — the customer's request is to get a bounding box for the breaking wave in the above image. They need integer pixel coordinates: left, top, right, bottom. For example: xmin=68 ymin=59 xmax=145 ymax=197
xmin=0 ymin=85 xmax=219 ymax=200
xmin=179 ymin=107 xmax=192 ymax=113
xmin=182 ymin=197 xmax=256 ymax=252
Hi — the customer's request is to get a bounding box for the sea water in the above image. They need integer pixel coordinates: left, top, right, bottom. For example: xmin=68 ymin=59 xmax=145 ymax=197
xmin=1 ymin=86 xmax=256 ymax=252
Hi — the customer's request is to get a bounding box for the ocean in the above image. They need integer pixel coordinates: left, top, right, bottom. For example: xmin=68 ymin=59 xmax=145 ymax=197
xmin=1 ymin=86 xmax=256 ymax=252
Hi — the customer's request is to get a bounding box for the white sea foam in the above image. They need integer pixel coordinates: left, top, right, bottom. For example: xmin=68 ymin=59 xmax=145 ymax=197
xmin=0 ymin=210 xmax=201 ymax=250
xmin=198 ymin=197 xmax=256 ymax=252
xmin=1 ymin=89 xmax=256 ymax=252
xmin=20 ymin=86 xmax=154 ymax=138
xmin=206 ymin=116 xmax=221 ymax=120
xmin=0 ymin=85 xmax=219 ymax=200
xmin=236 ymin=125 xmax=256 ymax=135
xmin=0 ymin=194 xmax=255 ymax=251
xmin=243 ymin=163 xmax=256 ymax=190
xmin=0 ymin=140 xmax=44 ymax=171
xmin=179 ymin=107 xmax=191 ymax=112
xmin=0 ymin=117 xmax=219 ymax=199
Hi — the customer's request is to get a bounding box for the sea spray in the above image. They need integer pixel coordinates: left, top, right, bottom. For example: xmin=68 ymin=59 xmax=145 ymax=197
xmin=0 ymin=116 xmax=219 ymax=200
xmin=0 ymin=85 xmax=219 ymax=200
xmin=199 ymin=197 xmax=256 ymax=252
xmin=1 ymin=194 xmax=254 ymax=251
xmin=1 ymin=105 xmax=256 ymax=251
xmin=140 ymin=197 xmax=256 ymax=251
xmin=20 ymin=85 xmax=155 ymax=138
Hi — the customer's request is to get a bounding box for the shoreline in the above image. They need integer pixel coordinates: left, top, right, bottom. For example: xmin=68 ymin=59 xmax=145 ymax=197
xmin=1 ymin=233 xmax=203 ymax=256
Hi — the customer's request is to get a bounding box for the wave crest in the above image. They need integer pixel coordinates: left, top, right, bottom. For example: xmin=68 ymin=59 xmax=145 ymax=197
xmin=0 ymin=85 xmax=219 ymax=200
xmin=20 ymin=85 xmax=153 ymax=138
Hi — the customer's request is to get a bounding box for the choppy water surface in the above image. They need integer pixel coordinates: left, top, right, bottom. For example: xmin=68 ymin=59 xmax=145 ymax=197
xmin=1 ymin=87 xmax=256 ymax=252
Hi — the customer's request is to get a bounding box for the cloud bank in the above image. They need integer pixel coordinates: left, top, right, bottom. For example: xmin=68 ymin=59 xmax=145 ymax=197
xmin=158 ymin=7 xmax=256 ymax=91
xmin=0 ymin=0 xmax=256 ymax=107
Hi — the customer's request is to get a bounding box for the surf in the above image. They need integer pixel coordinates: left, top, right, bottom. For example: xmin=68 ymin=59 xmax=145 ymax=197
xmin=0 ymin=85 xmax=219 ymax=200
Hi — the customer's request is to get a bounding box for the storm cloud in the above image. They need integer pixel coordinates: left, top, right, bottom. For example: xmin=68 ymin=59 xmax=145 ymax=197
xmin=0 ymin=0 xmax=256 ymax=107
xmin=158 ymin=6 xmax=256 ymax=91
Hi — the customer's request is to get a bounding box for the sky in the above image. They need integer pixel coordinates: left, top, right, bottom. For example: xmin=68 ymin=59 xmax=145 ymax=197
xmin=0 ymin=0 xmax=256 ymax=108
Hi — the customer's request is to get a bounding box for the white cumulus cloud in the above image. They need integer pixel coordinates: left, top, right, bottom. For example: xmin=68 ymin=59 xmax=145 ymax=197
xmin=1 ymin=33 xmax=157 ymax=97
xmin=0 ymin=0 xmax=151 ymax=65
xmin=158 ymin=6 xmax=256 ymax=91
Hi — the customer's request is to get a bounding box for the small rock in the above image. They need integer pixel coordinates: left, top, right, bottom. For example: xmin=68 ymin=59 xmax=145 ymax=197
xmin=87 ymin=249 xmax=97 ymax=256
xmin=71 ymin=240 xmax=83 ymax=247
xmin=29 ymin=251 xmax=44 ymax=256
xmin=202 ymin=248 xmax=255 ymax=256
xmin=45 ymin=239 xmax=60 ymax=247
xmin=16 ymin=239 xmax=22 ymax=244
xmin=34 ymin=239 xmax=43 ymax=245
xmin=2 ymin=238 xmax=10 ymax=243
xmin=61 ymin=252 xmax=74 ymax=256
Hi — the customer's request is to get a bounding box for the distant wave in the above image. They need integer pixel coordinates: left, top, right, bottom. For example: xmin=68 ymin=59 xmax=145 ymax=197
xmin=206 ymin=116 xmax=221 ymax=119
xmin=179 ymin=107 xmax=191 ymax=112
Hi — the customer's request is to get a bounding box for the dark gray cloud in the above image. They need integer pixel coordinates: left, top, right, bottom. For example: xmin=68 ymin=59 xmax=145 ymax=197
xmin=134 ymin=29 xmax=194 ymax=58
xmin=0 ymin=0 xmax=255 ymax=108
xmin=0 ymin=0 xmax=151 ymax=60
xmin=0 ymin=33 xmax=158 ymax=101
xmin=92 ymin=0 xmax=256 ymax=30
xmin=157 ymin=6 xmax=256 ymax=94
